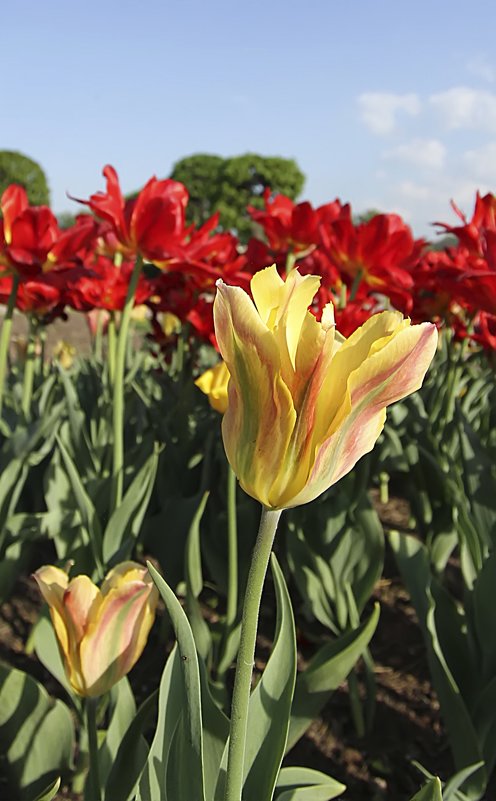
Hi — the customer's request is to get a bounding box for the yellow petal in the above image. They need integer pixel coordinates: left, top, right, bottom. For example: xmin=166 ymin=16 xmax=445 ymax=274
xmin=250 ymin=264 xmax=284 ymax=327
xmin=214 ymin=279 xmax=297 ymax=507
xmin=100 ymin=561 xmax=150 ymax=595
xmin=289 ymin=321 xmax=438 ymax=507
xmin=195 ymin=361 xmax=230 ymax=414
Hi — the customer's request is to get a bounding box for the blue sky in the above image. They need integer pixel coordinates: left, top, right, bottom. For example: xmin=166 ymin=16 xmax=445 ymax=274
xmin=4 ymin=0 xmax=496 ymax=238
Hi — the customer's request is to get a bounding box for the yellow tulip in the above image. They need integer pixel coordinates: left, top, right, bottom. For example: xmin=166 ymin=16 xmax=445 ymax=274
xmin=213 ymin=264 xmax=438 ymax=510
xmin=53 ymin=340 xmax=76 ymax=369
xmin=195 ymin=360 xmax=230 ymax=414
xmin=33 ymin=561 xmax=158 ymax=697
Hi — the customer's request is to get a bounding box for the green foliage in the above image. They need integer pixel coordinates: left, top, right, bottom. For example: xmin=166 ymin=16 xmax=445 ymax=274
xmin=170 ymin=152 xmax=305 ymax=241
xmin=390 ymin=532 xmax=492 ymax=800
xmin=0 ymin=664 xmax=74 ymax=800
xmin=57 ymin=211 xmax=77 ymax=229
xmin=0 ymin=150 xmax=50 ymax=205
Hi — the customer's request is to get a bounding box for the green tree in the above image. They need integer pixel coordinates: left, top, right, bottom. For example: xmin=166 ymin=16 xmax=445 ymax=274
xmin=0 ymin=151 xmax=50 ymax=206
xmin=170 ymin=153 xmax=305 ymax=241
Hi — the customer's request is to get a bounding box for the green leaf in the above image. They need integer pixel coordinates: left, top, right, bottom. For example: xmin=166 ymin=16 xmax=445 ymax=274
xmin=274 ymin=766 xmax=346 ymax=801
xmin=390 ymin=532 xmax=486 ymax=799
xmin=98 ymin=678 xmax=136 ymax=789
xmin=444 ymin=763 xmax=485 ymax=800
xmin=0 ymin=454 xmax=26 ymax=550
xmin=57 ymin=435 xmax=103 ymax=574
xmin=0 ymin=664 xmax=74 ymax=801
xmin=145 ymin=562 xmax=205 ymax=801
xmin=32 ymin=776 xmax=61 ymax=801
xmin=104 ymin=690 xmax=157 ymax=801
xmin=241 ymin=554 xmax=297 ymax=801
xmin=33 ymin=613 xmax=76 ymax=703
xmin=471 ymin=549 xmax=496 ymax=683
xmin=56 ymin=363 xmax=96 ymax=475
xmin=197 ymin=659 xmax=229 ymax=801
xmin=185 ymin=492 xmax=212 ymax=662
xmin=102 ymin=447 xmax=159 ymax=564
xmin=286 ymin=604 xmax=380 ymax=751
xmin=408 ymin=777 xmax=443 ymax=801
xmin=137 ymin=647 xmax=183 ymax=801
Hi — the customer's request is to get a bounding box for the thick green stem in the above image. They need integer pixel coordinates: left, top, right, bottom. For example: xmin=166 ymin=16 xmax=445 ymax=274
xmin=21 ymin=315 xmax=37 ymax=420
xmin=285 ymin=251 xmax=297 ymax=276
xmin=0 ymin=273 xmax=20 ymax=417
xmin=94 ymin=311 xmax=104 ymax=362
xmin=349 ymin=268 xmax=363 ymax=302
xmin=85 ymin=697 xmax=102 ymax=801
xmin=226 ymin=466 xmax=238 ymax=629
xmin=39 ymin=328 xmax=47 ymax=378
xmin=111 ymin=254 xmax=143 ymax=513
xmin=224 ymin=506 xmax=282 ymax=801
xmin=107 ymin=312 xmax=117 ymax=385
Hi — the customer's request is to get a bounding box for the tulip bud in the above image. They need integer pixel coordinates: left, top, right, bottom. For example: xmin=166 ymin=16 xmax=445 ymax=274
xmin=33 ymin=561 xmax=158 ymax=697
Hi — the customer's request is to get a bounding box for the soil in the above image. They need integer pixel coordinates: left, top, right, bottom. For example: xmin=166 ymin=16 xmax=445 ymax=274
xmin=4 ymin=309 xmax=93 ymax=360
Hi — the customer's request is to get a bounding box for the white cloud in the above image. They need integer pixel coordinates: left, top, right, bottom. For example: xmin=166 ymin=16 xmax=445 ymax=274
xmin=466 ymin=55 xmax=496 ymax=83
xmin=429 ymin=86 xmax=496 ymax=132
xmin=357 ymin=92 xmax=421 ymax=135
xmin=396 ymin=181 xmax=434 ymax=201
xmin=463 ymin=141 xmax=496 ymax=181
xmin=383 ymin=138 xmax=446 ymax=169
xmin=387 ymin=178 xmax=483 ymax=236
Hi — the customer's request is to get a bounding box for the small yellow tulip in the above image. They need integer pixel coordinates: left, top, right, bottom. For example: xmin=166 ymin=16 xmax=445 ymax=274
xmin=33 ymin=561 xmax=158 ymax=697
xmin=195 ymin=360 xmax=230 ymax=414
xmin=53 ymin=340 xmax=76 ymax=369
xmin=213 ymin=264 xmax=438 ymax=510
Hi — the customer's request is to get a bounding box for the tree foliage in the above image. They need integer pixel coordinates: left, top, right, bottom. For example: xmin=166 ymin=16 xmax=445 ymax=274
xmin=170 ymin=153 xmax=305 ymax=241
xmin=0 ymin=151 xmax=50 ymax=206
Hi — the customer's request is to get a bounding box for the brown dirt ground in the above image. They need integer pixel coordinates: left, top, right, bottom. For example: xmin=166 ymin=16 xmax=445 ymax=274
xmin=4 ymin=309 xmax=93 ymax=360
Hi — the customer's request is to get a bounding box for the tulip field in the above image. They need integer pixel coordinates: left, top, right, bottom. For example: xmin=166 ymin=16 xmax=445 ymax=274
xmin=1 ymin=168 xmax=496 ymax=801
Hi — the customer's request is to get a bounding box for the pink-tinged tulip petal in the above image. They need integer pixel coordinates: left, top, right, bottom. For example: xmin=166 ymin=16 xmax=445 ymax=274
xmin=33 ymin=562 xmax=158 ymax=698
xmin=213 ymin=265 xmax=438 ymax=509
xmin=288 ymin=322 xmax=437 ymax=507
xmin=79 ymin=579 xmax=156 ymax=697
xmin=63 ymin=576 xmax=101 ymax=642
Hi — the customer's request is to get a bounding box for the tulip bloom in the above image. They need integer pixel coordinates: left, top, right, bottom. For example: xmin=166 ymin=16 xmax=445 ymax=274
xmin=80 ymin=165 xmax=188 ymax=263
xmin=214 ymin=265 xmax=438 ymax=509
xmin=33 ymin=562 xmax=158 ymax=697
xmin=195 ymin=360 xmax=230 ymax=413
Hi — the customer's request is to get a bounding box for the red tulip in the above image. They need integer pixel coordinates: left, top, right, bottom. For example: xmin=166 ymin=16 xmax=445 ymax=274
xmin=81 ymin=165 xmax=189 ymax=263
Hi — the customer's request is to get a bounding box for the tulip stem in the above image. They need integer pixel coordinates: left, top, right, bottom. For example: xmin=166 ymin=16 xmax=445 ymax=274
xmin=21 ymin=315 xmax=37 ymax=420
xmin=85 ymin=697 xmax=102 ymax=801
xmin=111 ymin=254 xmax=143 ymax=513
xmin=349 ymin=268 xmax=363 ymax=302
xmin=224 ymin=506 xmax=282 ymax=801
xmin=226 ymin=466 xmax=238 ymax=629
xmin=107 ymin=312 xmax=116 ymax=385
xmin=285 ymin=251 xmax=297 ymax=276
xmin=0 ymin=272 xmax=20 ymax=417
xmin=94 ymin=311 xmax=104 ymax=362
